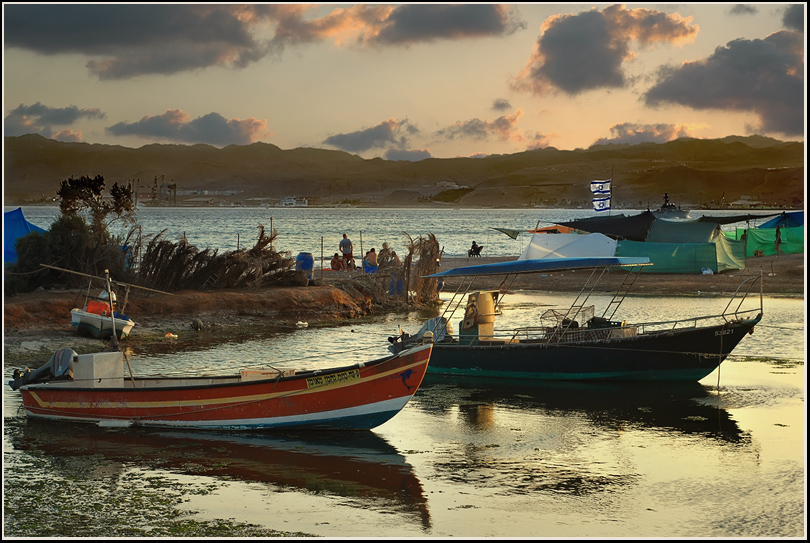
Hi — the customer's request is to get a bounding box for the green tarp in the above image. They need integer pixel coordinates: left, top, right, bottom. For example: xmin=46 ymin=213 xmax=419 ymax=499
xmin=615 ymin=237 xmax=744 ymax=274
xmin=726 ymin=226 xmax=805 ymax=257
xmin=646 ymin=220 xmax=719 ymax=243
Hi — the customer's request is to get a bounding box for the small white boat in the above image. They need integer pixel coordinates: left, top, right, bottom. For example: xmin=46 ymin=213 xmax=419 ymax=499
xmin=71 ymin=308 xmax=136 ymax=339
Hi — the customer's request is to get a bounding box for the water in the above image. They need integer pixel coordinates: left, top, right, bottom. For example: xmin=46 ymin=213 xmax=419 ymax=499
xmin=3 ymin=206 xmax=805 ymax=537
xmin=7 ymin=205 xmax=777 ymax=259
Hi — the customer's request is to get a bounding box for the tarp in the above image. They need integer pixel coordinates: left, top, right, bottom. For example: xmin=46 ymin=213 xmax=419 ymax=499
xmin=758 ymin=211 xmax=804 ymax=229
xmin=646 ymin=219 xmax=720 ymax=243
xmin=615 ymin=240 xmax=728 ymax=274
xmin=491 ymin=227 xmax=523 ymax=240
xmin=695 ymin=213 xmax=779 ymax=225
xmin=426 ymin=257 xmax=651 ymax=278
xmin=557 ymin=211 xmax=657 ymax=241
xmin=727 ymin=226 xmax=805 ymax=257
xmin=4 ymin=207 xmax=47 ymax=264
xmin=528 ymin=225 xmax=578 ymax=234
xmin=518 ymin=233 xmax=617 ymax=260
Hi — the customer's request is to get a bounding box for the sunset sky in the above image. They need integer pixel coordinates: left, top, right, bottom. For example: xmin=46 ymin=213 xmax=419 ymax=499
xmin=3 ymin=3 xmax=805 ymax=160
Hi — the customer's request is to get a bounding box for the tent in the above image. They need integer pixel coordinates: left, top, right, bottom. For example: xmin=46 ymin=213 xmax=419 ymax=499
xmin=727 ymin=225 xmax=804 ymax=257
xmin=758 ymin=211 xmax=804 ymax=229
xmin=646 ymin=219 xmax=720 ymax=243
xmin=557 ymin=211 xmax=657 ymax=241
xmin=518 ymin=232 xmax=617 ymax=260
xmin=4 ymin=207 xmax=47 ymax=264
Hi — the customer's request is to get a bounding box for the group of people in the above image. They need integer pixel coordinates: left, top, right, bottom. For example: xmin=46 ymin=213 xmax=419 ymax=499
xmin=330 ymin=234 xmax=400 ymax=271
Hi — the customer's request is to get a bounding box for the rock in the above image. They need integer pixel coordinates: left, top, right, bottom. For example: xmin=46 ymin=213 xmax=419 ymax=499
xmin=191 ymin=318 xmax=204 ymax=331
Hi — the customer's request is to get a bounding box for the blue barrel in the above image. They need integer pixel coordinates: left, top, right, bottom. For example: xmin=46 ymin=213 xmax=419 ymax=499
xmin=295 ymin=252 xmax=314 ymax=280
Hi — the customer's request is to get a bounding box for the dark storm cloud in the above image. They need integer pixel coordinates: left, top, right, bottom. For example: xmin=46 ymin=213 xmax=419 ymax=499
xmin=106 ymin=110 xmax=267 ymax=146
xmin=322 ymin=119 xmax=416 ymax=153
xmin=644 ymin=31 xmax=804 ymax=137
xmin=4 ymin=4 xmax=270 ymax=79
xmin=369 ymin=4 xmax=525 ymax=44
xmin=782 ymin=4 xmax=804 ymax=32
xmin=4 ymin=102 xmax=105 ymax=138
xmin=4 ymin=4 xmax=526 ymax=80
xmin=514 ymin=5 xmax=698 ymax=96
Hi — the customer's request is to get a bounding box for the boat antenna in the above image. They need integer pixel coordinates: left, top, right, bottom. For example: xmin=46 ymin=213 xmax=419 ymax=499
xmin=106 ymin=269 xmax=137 ymax=385
xmin=105 ymin=269 xmax=118 ymax=347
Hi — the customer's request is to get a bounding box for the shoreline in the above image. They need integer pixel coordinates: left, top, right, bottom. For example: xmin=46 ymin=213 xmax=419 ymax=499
xmin=3 ymin=253 xmax=803 ymax=365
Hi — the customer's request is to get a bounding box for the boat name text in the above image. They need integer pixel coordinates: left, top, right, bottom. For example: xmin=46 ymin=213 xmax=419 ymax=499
xmin=306 ymin=369 xmax=361 ymax=389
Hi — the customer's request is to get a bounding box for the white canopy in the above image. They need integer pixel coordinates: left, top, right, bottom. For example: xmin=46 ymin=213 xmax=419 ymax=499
xmin=518 ymin=232 xmax=617 ymax=260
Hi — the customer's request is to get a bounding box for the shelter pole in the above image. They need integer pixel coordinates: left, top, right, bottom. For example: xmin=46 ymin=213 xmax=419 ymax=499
xmin=321 ymin=236 xmax=324 ymax=281
xmin=360 ymin=230 xmax=366 ymax=274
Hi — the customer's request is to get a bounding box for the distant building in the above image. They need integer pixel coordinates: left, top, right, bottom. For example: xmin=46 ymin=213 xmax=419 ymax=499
xmin=280 ymin=196 xmax=308 ymax=207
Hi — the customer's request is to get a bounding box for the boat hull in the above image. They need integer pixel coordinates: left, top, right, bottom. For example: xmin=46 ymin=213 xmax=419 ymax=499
xmin=71 ymin=309 xmax=135 ymax=339
xmin=16 ymin=344 xmax=432 ymax=430
xmin=423 ymin=316 xmax=760 ymax=382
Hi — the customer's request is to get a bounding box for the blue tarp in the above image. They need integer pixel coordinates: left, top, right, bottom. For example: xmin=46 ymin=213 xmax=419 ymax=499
xmin=426 ymin=257 xmax=651 ymax=278
xmin=4 ymin=207 xmax=47 ymax=264
xmin=758 ymin=211 xmax=804 ymax=229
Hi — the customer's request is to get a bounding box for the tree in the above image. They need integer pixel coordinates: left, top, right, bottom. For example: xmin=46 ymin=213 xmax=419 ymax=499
xmin=57 ymin=175 xmax=136 ymax=235
xmin=6 ymin=175 xmax=138 ymax=293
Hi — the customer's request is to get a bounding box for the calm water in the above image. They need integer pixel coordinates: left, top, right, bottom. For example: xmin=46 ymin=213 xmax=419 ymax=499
xmin=7 ymin=205 xmax=779 ymax=259
xmin=3 ymin=206 xmax=806 ymax=537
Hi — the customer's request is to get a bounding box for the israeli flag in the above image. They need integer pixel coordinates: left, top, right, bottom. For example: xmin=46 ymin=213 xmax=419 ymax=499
xmin=590 ymin=179 xmax=611 ymax=193
xmin=593 ymin=196 xmax=611 ymax=212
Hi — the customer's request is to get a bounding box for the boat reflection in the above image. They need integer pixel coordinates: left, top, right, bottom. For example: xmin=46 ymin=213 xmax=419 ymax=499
xmin=416 ymin=376 xmax=747 ymax=443
xmin=7 ymin=420 xmax=431 ymax=528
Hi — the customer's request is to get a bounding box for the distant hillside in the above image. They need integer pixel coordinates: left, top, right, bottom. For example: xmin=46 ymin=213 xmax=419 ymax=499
xmin=3 ymin=134 xmax=804 ymax=208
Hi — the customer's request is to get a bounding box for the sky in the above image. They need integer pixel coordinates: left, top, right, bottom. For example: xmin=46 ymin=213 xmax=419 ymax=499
xmin=2 ymin=3 xmax=806 ymax=161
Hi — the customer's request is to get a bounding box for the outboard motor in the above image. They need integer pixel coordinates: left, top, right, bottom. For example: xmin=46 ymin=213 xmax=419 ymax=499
xmin=9 ymin=348 xmax=76 ymax=390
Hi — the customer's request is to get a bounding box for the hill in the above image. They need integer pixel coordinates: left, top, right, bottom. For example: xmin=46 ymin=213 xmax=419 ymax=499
xmin=3 ymin=134 xmax=804 ymax=208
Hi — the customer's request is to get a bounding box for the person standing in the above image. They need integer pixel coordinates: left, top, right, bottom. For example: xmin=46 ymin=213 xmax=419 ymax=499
xmin=741 ymin=229 xmax=748 ymax=257
xmin=775 ymin=226 xmax=784 ymax=256
xmin=339 ymin=233 xmax=354 ymax=270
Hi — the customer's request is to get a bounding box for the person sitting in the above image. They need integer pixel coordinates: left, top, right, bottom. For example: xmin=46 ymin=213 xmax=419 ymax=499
xmin=363 ymin=248 xmax=379 ymax=273
xmin=468 ymin=241 xmax=483 ymax=257
xmin=330 ymin=253 xmax=342 ymax=270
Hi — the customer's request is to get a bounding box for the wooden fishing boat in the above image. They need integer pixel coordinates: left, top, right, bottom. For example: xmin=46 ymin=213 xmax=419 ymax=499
xmin=387 ymin=257 xmax=762 ymax=382
xmin=8 ymin=343 xmax=432 ymax=430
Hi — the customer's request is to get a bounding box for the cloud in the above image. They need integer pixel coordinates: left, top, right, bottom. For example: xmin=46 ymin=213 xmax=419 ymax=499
xmin=106 ymin=109 xmax=268 ymax=146
xmin=492 ymin=99 xmax=512 ymax=111
xmin=591 ymin=122 xmax=700 ymax=145
xmin=4 ymin=4 xmax=525 ymax=80
xmin=435 ymin=110 xmax=524 ymax=142
xmin=782 ymin=4 xmax=804 ymax=32
xmin=728 ymin=5 xmax=758 ymax=16
xmin=366 ymin=4 xmax=525 ymax=45
xmin=322 ymin=118 xmax=417 ymax=153
xmin=513 ymin=5 xmax=698 ymax=96
xmin=384 ymin=149 xmax=432 ymax=161
xmin=4 ymin=102 xmax=105 ymax=139
xmin=525 ymin=132 xmax=554 ymax=150
xmin=644 ymin=30 xmax=804 ymax=137
xmin=53 ymin=130 xmax=84 ymax=143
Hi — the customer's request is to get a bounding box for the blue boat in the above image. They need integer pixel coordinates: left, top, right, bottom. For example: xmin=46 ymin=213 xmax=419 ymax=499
xmin=388 ymin=257 xmax=762 ymax=382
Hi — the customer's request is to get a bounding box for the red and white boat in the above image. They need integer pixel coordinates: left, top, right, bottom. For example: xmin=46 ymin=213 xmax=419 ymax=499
xmin=8 ymin=343 xmax=432 ymax=431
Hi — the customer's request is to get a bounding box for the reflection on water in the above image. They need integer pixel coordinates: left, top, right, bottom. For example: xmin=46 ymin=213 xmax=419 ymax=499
xmin=5 ymin=417 xmax=431 ymax=529
xmin=3 ymin=294 xmax=804 ymax=537
xmin=419 ymin=377 xmax=748 ymax=443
